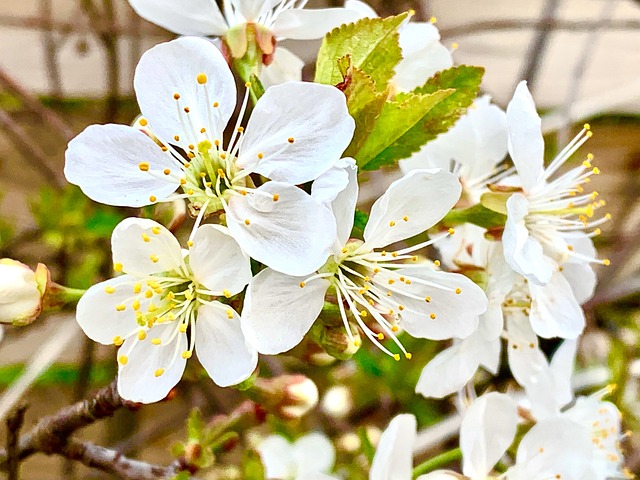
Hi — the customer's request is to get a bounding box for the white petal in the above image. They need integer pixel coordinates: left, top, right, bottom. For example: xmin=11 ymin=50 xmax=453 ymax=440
xmin=416 ymin=333 xmax=499 ymax=399
xmin=134 ymin=37 xmax=236 ymax=149
xmin=417 ymin=473 xmax=461 ymax=480
xmin=512 ymin=418 xmax=591 ymax=480
xmin=258 ymin=435 xmax=295 ymax=479
xmin=76 ymin=276 xmax=140 ymax=345
xmin=505 ymin=312 xmax=548 ymax=389
xmin=226 ymin=182 xmax=336 ymax=276
xmin=241 ymin=268 xmax=330 ymax=354
xmin=64 ymin=124 xmax=177 ymax=207
xmin=370 ymin=414 xmax=416 ymax=480
xmin=195 ymin=301 xmax=257 ymax=387
xmin=529 ymin=271 xmax=585 ymax=339
xmin=189 ymin=224 xmax=252 ymax=295
xmin=230 ymin=0 xmax=270 ymax=21
xmin=112 ymin=218 xmax=184 ymax=276
xmin=117 ymin=323 xmax=187 ymax=403
xmin=128 ymin=0 xmax=228 ymax=36
xmin=311 ymin=158 xmax=358 ymax=246
xmin=503 ymin=194 xmax=555 ymax=285
xmin=561 ymin=234 xmax=597 ymax=304
xmin=344 ymin=0 xmax=378 ymax=17
xmin=506 ymin=81 xmax=544 ymax=192
xmin=260 ymin=46 xmax=304 ymax=89
xmin=549 ymin=339 xmax=577 ymax=408
xmin=393 ymin=268 xmax=486 ymax=340
xmin=272 ymin=8 xmax=363 ymax=40
xmin=364 ymin=169 xmax=461 ymax=249
xmin=395 ymin=22 xmax=453 ymax=92
xmin=460 ymin=392 xmax=518 ymax=478
xmin=293 ymin=432 xmax=335 ymax=475
xmin=238 ymin=82 xmax=355 ymax=184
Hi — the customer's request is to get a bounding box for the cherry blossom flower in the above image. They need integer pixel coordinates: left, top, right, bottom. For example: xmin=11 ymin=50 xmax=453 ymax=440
xmin=76 ymin=217 xmax=257 ymax=403
xmin=499 ymin=81 xmax=609 ymax=286
xmin=256 ymin=432 xmax=337 ymax=480
xmin=65 ymin=37 xmax=354 ymax=276
xmin=400 ymin=96 xmax=509 ymax=205
xmin=241 ymin=166 xmax=488 ymax=359
xmin=127 ymin=0 xmax=364 ymax=85
xmin=0 ymin=259 xmax=48 ymax=325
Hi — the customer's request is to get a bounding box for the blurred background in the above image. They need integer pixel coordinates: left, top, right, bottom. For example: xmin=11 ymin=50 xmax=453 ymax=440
xmin=0 ymin=0 xmax=639 ymax=478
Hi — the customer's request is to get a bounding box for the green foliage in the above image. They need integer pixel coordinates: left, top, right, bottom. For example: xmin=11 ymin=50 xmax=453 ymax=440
xmin=442 ymin=204 xmax=507 ymax=229
xmin=357 ymin=65 xmax=484 ymax=171
xmin=242 ymin=450 xmax=266 ymax=480
xmin=315 ymin=13 xmax=408 ymax=90
xmin=0 ymin=362 xmax=113 ymax=387
xmin=353 ymin=209 xmax=370 ymax=238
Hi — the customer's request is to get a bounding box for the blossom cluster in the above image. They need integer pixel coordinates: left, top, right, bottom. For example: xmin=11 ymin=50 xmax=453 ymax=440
xmin=1 ymin=0 xmax=629 ymax=478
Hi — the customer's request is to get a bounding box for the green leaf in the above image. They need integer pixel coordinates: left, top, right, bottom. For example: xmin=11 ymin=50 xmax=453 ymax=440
xmin=354 ymin=89 xmax=454 ymax=170
xmin=315 ymin=13 xmax=408 ymax=90
xmin=358 ymin=65 xmax=484 ymax=170
xmin=352 ymin=208 xmax=370 ymax=238
xmin=442 ymin=203 xmax=507 ymax=229
xmin=337 ymin=55 xmax=389 ymax=158
xmin=243 ymin=450 xmax=266 ymax=480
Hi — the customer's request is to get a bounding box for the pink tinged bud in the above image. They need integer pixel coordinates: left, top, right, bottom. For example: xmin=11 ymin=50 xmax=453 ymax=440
xmin=0 ymin=259 xmax=48 ymax=326
xmin=251 ymin=374 xmax=319 ymax=420
xmin=281 ymin=377 xmax=318 ymax=420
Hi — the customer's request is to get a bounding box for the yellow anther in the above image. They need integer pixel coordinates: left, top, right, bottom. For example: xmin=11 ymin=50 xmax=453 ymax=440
xmin=592 ymin=167 xmax=600 ymax=175
xmin=412 ymin=256 xmax=418 ymax=262
xmin=115 ymin=304 xmax=126 ymax=312
xmin=113 ymin=336 xmax=123 ymax=346
xmin=197 ymin=73 xmax=208 ymax=84
xmin=179 ymin=323 xmax=188 ymax=333
xmin=133 ymin=283 xmax=142 ymax=294
xmin=389 ymin=221 xmax=396 ymax=227
xmin=376 ymin=332 xmax=383 ymax=340
xmin=587 ymin=131 xmax=593 ymax=138
xmin=188 ymin=144 xmax=195 ymax=151
xmin=237 ymin=126 xmax=244 ymax=133
xmin=154 ymin=368 xmax=165 ymax=377
xmin=104 ymin=285 xmax=116 ymax=294
xmin=582 ymin=160 xmax=592 ymax=168
xmin=141 ymin=233 xmax=151 ymax=242
xmin=602 ymin=258 xmax=611 ymax=266
xmin=273 ymin=194 xmax=279 ymax=202
xmin=341 ymin=247 xmax=348 ymax=254
xmin=244 ymin=219 xmax=251 ymax=225
xmin=245 ymin=81 xmax=252 ymax=87
xmin=132 ymin=299 xmax=141 ymax=311
xmin=429 ymin=16 xmax=437 ymax=23
xmin=391 ymin=325 xmax=399 ymax=332
xmin=149 ymin=195 xmax=157 ymax=202
xmin=425 ymin=296 xmax=431 ymax=302
xmin=388 ymin=279 xmax=395 ymax=285
xmin=222 ymin=289 xmax=232 ymax=298
xmin=455 ymin=288 xmax=462 ymax=294
xmin=299 ymin=282 xmax=306 ymax=288
xmin=161 ymin=168 xmax=171 ymax=176
xmin=149 ymin=254 xmax=159 ymax=263
xmin=151 ymin=227 xmax=161 ymax=236
xmin=137 ymin=330 xmax=147 ymax=341
xmin=448 ymin=228 xmax=455 ymax=235
xmin=180 ymin=178 xmax=187 ymax=185
xmin=182 ymin=351 xmax=192 ymax=359
xmin=187 ymin=152 xmax=195 ymax=159
xmin=605 ymin=213 xmax=612 ymax=220
xmin=213 ymin=102 xmax=219 ymax=108
xmin=434 ymin=260 xmax=441 ymax=267
xmin=373 ymin=268 xmax=381 ymax=273
xmin=405 ymin=352 xmax=412 ymax=359
xmin=288 ymin=137 xmax=295 ymax=144
xmin=393 ymin=354 xmax=401 ymax=361
xmin=138 ymin=162 xmax=150 ymax=172
xmin=161 ymin=146 xmax=168 ymax=152
xmin=139 ymin=118 xmax=148 ymax=126
xmin=398 ymin=305 xmax=405 ymax=311
xmin=118 ymin=355 xmax=128 ymax=365
xmin=200 ymin=127 xmax=206 ymax=133
xmin=151 ymin=338 xmax=161 ymax=345
xmin=567 ymin=245 xmax=574 ymax=251
xmin=451 ymin=42 xmax=459 ymax=50
xmin=403 ymin=216 xmax=409 ymax=222
xmin=217 ymin=168 xmax=225 ymax=177
xmin=353 ymin=340 xmax=361 ymax=347
xmin=226 ymin=309 xmax=234 ymax=319
xmin=187 ymin=240 xmax=194 ymax=247
xmin=174 ymin=135 xmax=180 ymax=142
xmin=148 ymin=303 xmax=157 ymax=313
xmin=361 ymin=310 xmax=368 ymax=318
xmin=430 ymin=313 xmax=437 ymax=320
xmin=183 ymin=107 xmax=190 ymax=113
xmin=594 ymin=228 xmax=601 ymax=235
xmin=173 ymin=93 xmax=180 ymax=100
xmin=145 ymin=289 xmax=153 ymax=299
xmin=220 ymin=153 xmax=227 ymax=159
xmin=587 ymin=153 xmax=594 ymax=160
xmin=584 ymin=123 xmax=591 ymax=130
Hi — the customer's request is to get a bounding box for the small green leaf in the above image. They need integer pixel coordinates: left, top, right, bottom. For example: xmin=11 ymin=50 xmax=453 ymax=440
xmin=338 ymin=55 xmax=389 ymax=158
xmin=443 ymin=203 xmax=507 ymax=229
xmin=187 ymin=408 xmax=205 ymax=442
xmin=243 ymin=450 xmax=266 ymax=480
xmin=354 ymin=89 xmax=455 ymax=170
xmin=315 ymin=13 xmax=408 ymax=90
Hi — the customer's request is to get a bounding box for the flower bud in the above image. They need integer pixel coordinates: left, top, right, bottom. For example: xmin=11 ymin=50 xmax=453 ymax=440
xmin=0 ymin=259 xmax=48 ymax=326
xmin=321 ymin=385 xmax=353 ymax=419
xmin=249 ymin=374 xmax=319 ymax=420
xmin=310 ymin=320 xmax=361 ymax=361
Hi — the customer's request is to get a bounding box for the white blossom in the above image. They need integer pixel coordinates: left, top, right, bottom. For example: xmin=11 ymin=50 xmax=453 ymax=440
xmin=76 ymin=218 xmax=257 ymax=403
xmin=0 ymin=259 xmax=47 ymax=325
xmin=65 ymin=37 xmax=355 ymax=276
xmin=241 ymin=166 xmax=488 ymax=360
xmin=257 ymin=432 xmax=337 ymax=480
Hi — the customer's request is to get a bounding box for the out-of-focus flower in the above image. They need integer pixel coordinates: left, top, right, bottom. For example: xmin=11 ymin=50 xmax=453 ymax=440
xmin=76 ymin=217 xmax=257 ymax=403
xmin=65 ymin=36 xmax=354 ymax=276
xmin=250 ymin=374 xmax=319 ymax=420
xmin=242 ymin=166 xmax=488 ymax=359
xmin=257 ymin=432 xmax=337 ymax=480
xmin=0 ymin=259 xmax=49 ymax=326
xmin=128 ymin=0 xmax=364 ymax=85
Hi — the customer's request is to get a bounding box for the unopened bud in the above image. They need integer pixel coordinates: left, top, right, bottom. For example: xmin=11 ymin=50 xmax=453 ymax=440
xmin=0 ymin=259 xmax=48 ymax=326
xmin=250 ymin=375 xmax=318 ymax=420
xmin=310 ymin=320 xmax=361 ymax=360
xmin=321 ymin=385 xmax=353 ymax=419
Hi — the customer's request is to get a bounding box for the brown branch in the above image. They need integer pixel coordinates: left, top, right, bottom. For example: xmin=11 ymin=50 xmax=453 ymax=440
xmin=0 ymin=110 xmax=65 ymax=189
xmin=5 ymin=405 xmax=27 ymax=480
xmin=439 ymin=18 xmax=640 ymax=38
xmin=40 ymin=0 xmax=63 ymax=99
xmin=0 ymin=67 xmax=75 ymax=141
